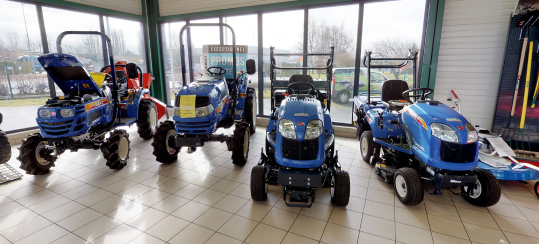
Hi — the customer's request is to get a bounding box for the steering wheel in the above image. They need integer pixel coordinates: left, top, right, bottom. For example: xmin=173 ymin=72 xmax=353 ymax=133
xmin=402 ymin=88 xmax=434 ymax=103
xmin=287 ymin=82 xmax=316 ymax=95
xmin=207 ymin=67 xmax=226 ymax=76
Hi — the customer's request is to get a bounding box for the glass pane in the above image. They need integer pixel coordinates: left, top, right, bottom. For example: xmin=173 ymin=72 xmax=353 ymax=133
xmin=263 ymin=10 xmax=304 ymax=116
xmin=223 ymin=14 xmax=259 ymax=115
xmin=309 ymin=4 xmax=358 ymax=124
xmin=0 ymin=1 xmax=45 ymax=131
xmin=189 ymin=18 xmax=220 ymax=82
xmin=103 ymin=16 xmax=147 ymax=72
xmin=362 ymin=0 xmax=426 ymax=96
xmin=161 ymin=21 xmax=186 ymax=105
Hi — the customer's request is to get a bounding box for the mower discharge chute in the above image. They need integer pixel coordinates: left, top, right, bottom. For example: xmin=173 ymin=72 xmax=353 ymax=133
xmin=152 ymin=23 xmax=256 ymax=166
xmin=250 ymin=47 xmax=350 ymax=208
xmin=17 ymin=31 xmax=166 ymax=175
xmin=354 ymin=52 xmax=501 ymax=206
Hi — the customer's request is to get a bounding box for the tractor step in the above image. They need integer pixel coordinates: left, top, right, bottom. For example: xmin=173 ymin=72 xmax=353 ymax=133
xmin=374 ymin=138 xmax=412 ymax=155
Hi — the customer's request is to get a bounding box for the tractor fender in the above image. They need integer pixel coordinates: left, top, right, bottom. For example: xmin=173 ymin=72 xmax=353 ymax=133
xmin=141 ymin=97 xmax=167 ymax=120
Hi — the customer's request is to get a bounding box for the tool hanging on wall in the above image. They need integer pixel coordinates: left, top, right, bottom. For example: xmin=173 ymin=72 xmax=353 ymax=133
xmin=511 ymin=15 xmax=535 ymax=116
xmin=520 ymin=41 xmax=534 ymax=133
xmin=532 ymin=43 xmax=539 ymax=108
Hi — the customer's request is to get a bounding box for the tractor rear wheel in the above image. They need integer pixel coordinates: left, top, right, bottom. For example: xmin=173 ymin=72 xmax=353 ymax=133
xmin=137 ymin=100 xmax=158 ymax=140
xmin=331 ymin=170 xmax=350 ymax=206
xmin=18 ymin=134 xmax=56 ymax=175
xmin=360 ymin=130 xmax=374 ymax=163
xmin=462 ymin=169 xmax=501 ymax=207
xmin=251 ymin=165 xmax=268 ymax=201
xmin=245 ymin=88 xmax=256 ymax=135
xmin=152 ymin=121 xmax=179 ymax=164
xmin=394 ymin=167 xmax=424 ymax=205
xmin=0 ymin=130 xmax=11 ymax=164
xmin=231 ymin=123 xmax=249 ymax=165
xmin=102 ymin=129 xmax=130 ymax=170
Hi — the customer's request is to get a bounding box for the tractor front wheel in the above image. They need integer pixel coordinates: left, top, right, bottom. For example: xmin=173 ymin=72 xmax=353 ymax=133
xmin=137 ymin=100 xmax=158 ymax=140
xmin=18 ymin=134 xmax=56 ymax=175
xmin=360 ymin=130 xmax=374 ymax=163
xmin=0 ymin=130 xmax=11 ymax=164
xmin=245 ymin=88 xmax=257 ymax=135
xmin=152 ymin=121 xmax=179 ymax=164
xmin=331 ymin=170 xmax=350 ymax=206
xmin=231 ymin=123 xmax=250 ymax=165
xmin=251 ymin=165 xmax=268 ymax=201
xmin=102 ymin=129 xmax=130 ymax=170
xmin=394 ymin=167 xmax=424 ymax=205
xmin=462 ymin=169 xmax=501 ymax=207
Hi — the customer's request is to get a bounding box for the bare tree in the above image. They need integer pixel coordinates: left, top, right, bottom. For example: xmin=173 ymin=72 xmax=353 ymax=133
xmin=302 ymin=19 xmax=355 ymax=67
xmin=369 ymin=38 xmax=419 ymax=79
xmin=6 ymin=32 xmax=20 ymax=57
xmin=110 ymin=29 xmax=126 ymax=56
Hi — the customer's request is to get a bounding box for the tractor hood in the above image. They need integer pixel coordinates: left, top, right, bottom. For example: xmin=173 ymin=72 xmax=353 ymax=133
xmin=38 ymin=53 xmax=103 ymax=97
xmin=279 ymin=97 xmax=324 ymax=141
xmin=176 ymin=79 xmax=225 ymax=98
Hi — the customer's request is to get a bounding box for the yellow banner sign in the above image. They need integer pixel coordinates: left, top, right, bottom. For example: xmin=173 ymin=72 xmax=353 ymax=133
xmin=180 ymin=95 xmax=196 ymax=118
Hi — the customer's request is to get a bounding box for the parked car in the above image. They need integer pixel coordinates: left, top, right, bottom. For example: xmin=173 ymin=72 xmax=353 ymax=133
xmin=331 ymin=67 xmax=388 ymax=104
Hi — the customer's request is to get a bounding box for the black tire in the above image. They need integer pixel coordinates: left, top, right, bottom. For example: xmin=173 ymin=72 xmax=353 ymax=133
xmin=0 ymin=130 xmax=11 ymax=164
xmin=462 ymin=169 xmax=501 ymax=207
xmin=102 ymin=129 xmax=130 ymax=170
xmin=152 ymin=121 xmax=179 ymax=164
xmin=331 ymin=170 xmax=350 ymax=206
xmin=17 ymin=134 xmax=56 ymax=175
xmin=534 ymin=181 xmax=539 ymax=199
xmin=336 ymin=90 xmax=350 ymax=104
xmin=360 ymin=130 xmax=374 ymax=163
xmin=231 ymin=123 xmax=250 ymax=165
xmin=245 ymin=88 xmax=256 ymax=135
xmin=394 ymin=167 xmax=424 ymax=205
xmin=355 ymin=122 xmax=363 ymax=140
xmin=137 ymin=100 xmax=158 ymax=140
xmin=251 ymin=165 xmax=268 ymax=201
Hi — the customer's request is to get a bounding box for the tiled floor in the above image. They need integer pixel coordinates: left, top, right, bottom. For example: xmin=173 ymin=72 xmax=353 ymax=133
xmin=1 ymin=126 xmax=539 ymax=244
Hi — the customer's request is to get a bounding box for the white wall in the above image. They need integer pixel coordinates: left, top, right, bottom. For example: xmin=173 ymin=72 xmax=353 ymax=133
xmin=159 ymin=0 xmax=295 ymax=17
xmin=433 ymin=0 xmax=516 ymax=129
xmin=65 ymin=0 xmax=142 ymax=15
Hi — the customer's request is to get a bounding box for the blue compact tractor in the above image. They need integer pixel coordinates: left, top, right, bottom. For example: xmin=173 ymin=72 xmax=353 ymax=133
xmin=17 ymin=31 xmax=166 ymax=175
xmin=152 ymin=23 xmax=256 ymax=165
xmin=250 ymin=47 xmax=350 ymax=207
xmin=354 ymin=52 xmax=500 ymax=206
xmin=0 ymin=113 xmax=10 ymax=164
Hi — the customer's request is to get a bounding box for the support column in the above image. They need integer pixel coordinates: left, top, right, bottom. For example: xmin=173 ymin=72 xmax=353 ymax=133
xmin=142 ymin=0 xmax=166 ymax=102
xmin=419 ymin=0 xmax=445 ymax=92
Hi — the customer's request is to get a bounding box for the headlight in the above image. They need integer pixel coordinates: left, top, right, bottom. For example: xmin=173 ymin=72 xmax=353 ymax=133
xmin=195 ymin=104 xmax=214 ymax=117
xmin=60 ymin=109 xmax=74 ymax=117
xmin=431 ymin=123 xmax=459 ymax=143
xmin=465 ymin=123 xmax=478 ymax=143
xmin=174 ymin=107 xmax=181 ymax=117
xmin=38 ymin=109 xmax=50 ymax=118
xmin=305 ymin=120 xmax=323 ymax=139
xmin=278 ymin=119 xmax=296 ymax=139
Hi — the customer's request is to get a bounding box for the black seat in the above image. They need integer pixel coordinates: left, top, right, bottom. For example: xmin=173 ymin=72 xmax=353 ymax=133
xmin=381 ymin=79 xmax=409 ymax=110
xmin=289 ymin=74 xmax=314 ymax=84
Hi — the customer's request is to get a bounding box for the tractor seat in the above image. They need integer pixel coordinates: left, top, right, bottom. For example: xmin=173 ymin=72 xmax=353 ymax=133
xmin=381 ymin=79 xmax=409 ymax=111
xmin=287 ymin=75 xmax=317 ymax=97
xmin=289 ymin=74 xmax=314 ymax=84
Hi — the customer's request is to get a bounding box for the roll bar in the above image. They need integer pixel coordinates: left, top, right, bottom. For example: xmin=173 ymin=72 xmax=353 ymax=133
xmin=178 ymin=23 xmax=236 ymax=86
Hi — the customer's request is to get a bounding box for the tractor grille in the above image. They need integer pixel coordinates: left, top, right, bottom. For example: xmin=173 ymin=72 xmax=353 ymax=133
xmin=88 ymin=109 xmax=102 ymax=123
xmin=282 ymin=138 xmax=318 ymax=160
xmin=440 ymin=141 xmax=477 ymax=163
xmin=174 ymin=117 xmax=214 ymax=134
xmin=39 ymin=119 xmax=75 ymax=135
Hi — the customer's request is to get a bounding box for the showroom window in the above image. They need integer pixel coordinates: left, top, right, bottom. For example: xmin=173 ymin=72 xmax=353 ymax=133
xmin=309 ymin=4 xmax=359 ymax=124
xmin=0 ymin=1 xmax=44 ymax=132
xmin=103 ymin=16 xmax=147 ymax=72
xmin=161 ymin=20 xmax=186 ymax=105
xmin=262 ymin=10 xmax=304 ymax=116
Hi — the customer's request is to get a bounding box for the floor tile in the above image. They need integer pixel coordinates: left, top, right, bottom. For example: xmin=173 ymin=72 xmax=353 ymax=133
xmin=431 ymin=232 xmax=471 ymax=244
xmin=504 ymin=231 xmax=539 ymax=244
xmin=364 ymin=199 xmax=394 ymax=221
xmin=193 ymin=207 xmax=233 ymax=231
xmin=92 ymin=223 xmax=142 ymax=244
xmin=245 ymin=223 xmax=287 ymax=244
xmin=366 ymin=188 xmax=395 ymax=205
xmin=193 ymin=189 xmax=226 ymax=206
xmin=360 ymin=214 xmax=396 ymax=240
xmin=146 ymin=215 xmax=190 ymax=241
xmin=396 ymin=223 xmax=433 ymax=244
xmin=457 ymin=207 xmax=499 ymax=229
xmin=487 ymin=203 xmax=527 ymax=220
xmin=210 ymin=179 xmax=241 ymax=193
xmin=205 ymin=233 xmax=242 ymax=244
xmin=213 ymin=194 xmax=248 ymax=213
xmin=129 ymin=232 xmax=166 ymax=244
xmin=106 ymin=200 xmax=147 ymax=222
xmin=41 ymin=201 xmax=86 ymax=222
xmin=218 ymin=215 xmax=258 ymax=241
xmin=428 ymin=215 xmax=469 ymax=240
xmin=357 ymin=231 xmax=395 ymax=244
xmin=125 ymin=207 xmax=168 ymax=232
xmin=492 ymin=214 xmax=539 ymax=238
xmin=16 ymin=224 xmax=69 ymax=244
xmin=57 ymin=208 xmax=103 ymax=232
xmin=73 ymin=215 xmax=120 ymax=242
xmin=463 ymin=222 xmax=508 ymax=244
xmin=90 ymin=195 xmax=131 ymax=214
xmin=289 ymin=215 xmax=327 ymax=241
xmin=261 ymin=207 xmax=299 ymax=230
xmin=174 ymin=183 xmax=206 ymax=199
xmin=51 ymin=233 xmax=87 ymax=244
xmin=0 ymin=216 xmax=52 ymax=242
xmin=328 ymin=207 xmax=363 ymax=230
xmin=281 ymin=232 xmax=319 ymax=244
xmin=168 ymin=223 xmax=214 ymax=244
xmin=75 ymin=189 xmax=113 ymax=206
xmin=151 ymin=194 xmax=189 ymax=214
xmin=171 ymin=200 xmax=210 ymax=221
xmin=320 ymin=223 xmax=359 ymax=244
xmin=425 ymin=201 xmax=460 ymax=221
xmin=395 ymin=206 xmax=430 ymax=230
xmin=236 ymin=201 xmax=272 ymax=221
xmin=133 ymin=188 xmax=171 ymax=206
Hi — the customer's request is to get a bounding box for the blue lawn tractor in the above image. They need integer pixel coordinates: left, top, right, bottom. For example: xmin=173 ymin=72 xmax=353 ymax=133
xmin=0 ymin=113 xmax=10 ymax=164
xmin=17 ymin=31 xmax=166 ymax=175
xmin=250 ymin=47 xmax=350 ymax=207
xmin=354 ymin=52 xmax=500 ymax=206
xmin=152 ymin=23 xmax=257 ymax=166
